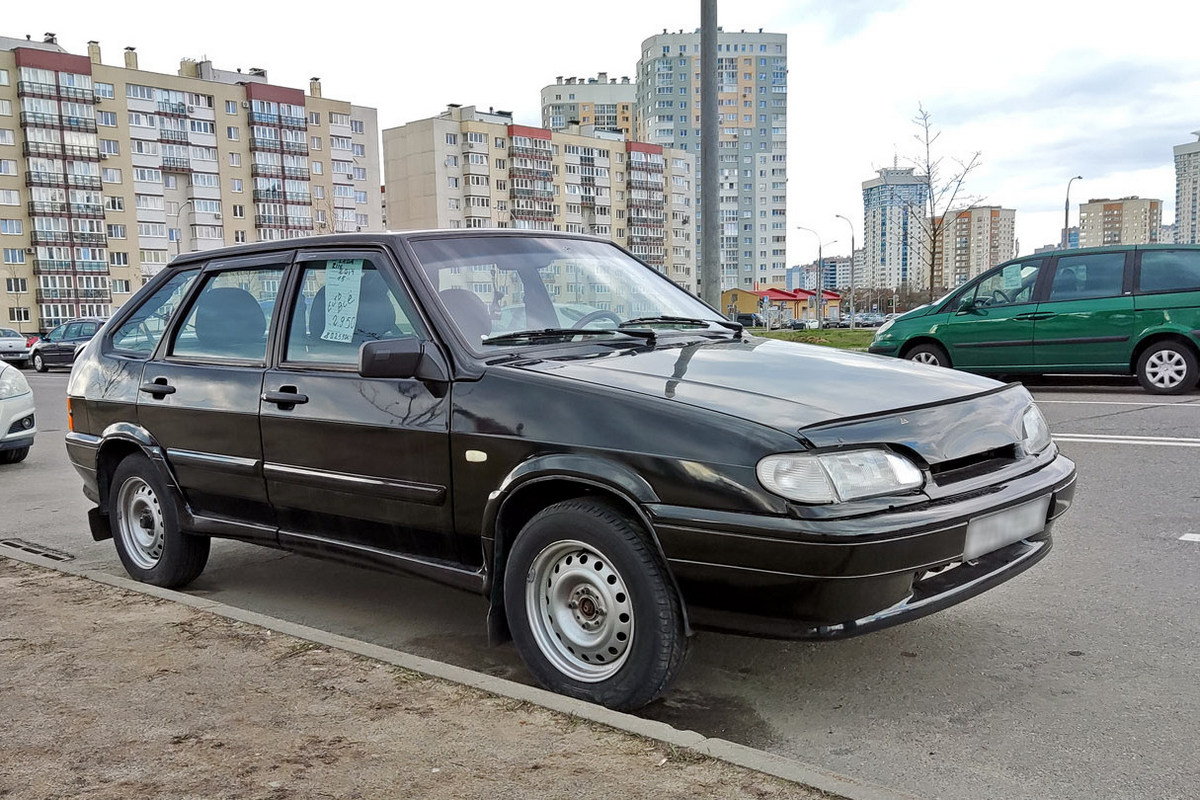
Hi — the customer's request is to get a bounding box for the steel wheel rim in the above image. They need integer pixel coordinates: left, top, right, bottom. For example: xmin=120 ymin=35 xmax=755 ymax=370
xmin=524 ymin=539 xmax=634 ymax=683
xmin=117 ymin=476 xmax=165 ymax=570
xmin=912 ymin=351 xmax=940 ymax=365
xmin=1146 ymin=350 xmax=1187 ymax=389
xmin=33 ymin=354 xmax=43 ymax=369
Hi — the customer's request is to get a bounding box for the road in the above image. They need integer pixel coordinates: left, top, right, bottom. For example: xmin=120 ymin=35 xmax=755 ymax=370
xmin=4 ymin=371 xmax=1198 ymax=799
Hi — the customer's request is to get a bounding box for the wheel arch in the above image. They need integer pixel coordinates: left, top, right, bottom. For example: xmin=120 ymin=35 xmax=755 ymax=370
xmin=482 ymin=456 xmax=691 ymax=644
xmin=94 ymin=423 xmax=185 ymax=521
xmin=1129 ymin=331 xmax=1200 ymax=374
xmin=899 ymin=336 xmax=950 ymax=361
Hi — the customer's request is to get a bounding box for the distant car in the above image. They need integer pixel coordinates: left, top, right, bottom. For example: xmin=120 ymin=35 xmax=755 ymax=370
xmin=30 ymin=317 xmax=105 ymax=372
xmin=0 ymin=361 xmax=36 ymax=464
xmin=735 ymin=312 xmax=764 ymax=327
xmin=0 ymin=327 xmax=30 ymax=368
xmin=787 ymin=318 xmax=818 ymax=330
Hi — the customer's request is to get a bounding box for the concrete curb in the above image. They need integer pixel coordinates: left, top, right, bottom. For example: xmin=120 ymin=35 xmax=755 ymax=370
xmin=2 ymin=547 xmax=917 ymax=800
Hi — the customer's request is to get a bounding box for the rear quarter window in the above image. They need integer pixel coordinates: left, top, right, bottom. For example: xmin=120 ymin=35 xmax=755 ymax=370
xmin=1138 ymin=250 xmax=1200 ymax=293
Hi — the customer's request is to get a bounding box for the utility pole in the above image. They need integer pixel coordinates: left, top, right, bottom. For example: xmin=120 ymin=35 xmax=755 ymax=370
xmin=835 ymin=214 xmax=856 ymax=329
xmin=700 ymin=0 xmax=720 ymax=308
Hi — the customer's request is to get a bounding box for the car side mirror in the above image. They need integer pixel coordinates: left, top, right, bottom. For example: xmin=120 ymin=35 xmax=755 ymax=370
xmin=956 ymin=297 xmax=976 ymax=313
xmin=358 ymin=336 xmax=424 ymax=379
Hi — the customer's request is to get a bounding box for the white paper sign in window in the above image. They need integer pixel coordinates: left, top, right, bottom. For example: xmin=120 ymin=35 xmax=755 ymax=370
xmin=321 ymin=259 xmax=363 ymax=342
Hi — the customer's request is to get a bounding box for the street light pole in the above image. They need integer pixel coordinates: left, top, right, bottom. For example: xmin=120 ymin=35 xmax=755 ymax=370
xmin=170 ymin=198 xmax=195 ymax=260
xmin=835 ymin=213 xmax=856 ymax=329
xmin=796 ymin=226 xmax=836 ymax=326
xmin=1063 ymin=175 xmax=1082 ymax=249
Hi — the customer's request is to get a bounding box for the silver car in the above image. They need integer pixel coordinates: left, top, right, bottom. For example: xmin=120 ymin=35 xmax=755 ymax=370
xmin=0 ymin=327 xmax=30 ymax=369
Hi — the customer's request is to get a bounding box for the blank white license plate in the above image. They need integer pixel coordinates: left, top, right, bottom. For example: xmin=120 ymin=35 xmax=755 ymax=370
xmin=963 ymin=495 xmax=1052 ymax=561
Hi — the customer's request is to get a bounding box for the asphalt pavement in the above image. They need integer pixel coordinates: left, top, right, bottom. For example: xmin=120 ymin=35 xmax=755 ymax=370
xmin=4 ymin=371 xmax=1198 ymax=799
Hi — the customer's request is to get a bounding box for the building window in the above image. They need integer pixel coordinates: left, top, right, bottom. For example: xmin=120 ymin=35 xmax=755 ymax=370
xmin=235 ymin=230 xmax=246 ymax=243
xmin=0 ymin=219 xmax=22 ymax=235
xmin=5 ymin=277 xmax=28 ymax=292
xmin=350 ymin=119 xmax=364 ymax=134
xmin=311 ymin=161 xmax=322 ymax=175
xmin=112 ymin=279 xmax=131 ymax=293
xmin=106 ymin=224 xmax=126 ymax=239
xmin=99 ymin=139 xmax=119 ymax=155
xmin=0 ymin=99 xmax=10 ymax=117
xmin=109 ymin=252 xmax=129 ymax=266
xmin=232 ymin=204 xmax=245 ymax=218
xmin=231 ymin=178 xmax=243 ymax=192
xmin=228 ymin=152 xmax=241 ymax=167
xmin=226 ymin=126 xmax=239 ymax=141
xmin=446 ymin=133 xmax=457 ymax=145
xmin=3 ymin=249 xmax=25 ymax=265
xmin=0 ymin=129 xmax=12 ymax=146
xmin=0 ymin=160 xmax=16 ymax=175
xmin=310 ymin=136 xmax=322 ymax=150
xmin=8 ymin=307 xmax=30 ymax=323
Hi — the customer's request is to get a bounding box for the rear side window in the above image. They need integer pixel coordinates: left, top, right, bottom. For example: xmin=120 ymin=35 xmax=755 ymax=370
xmin=1047 ymin=253 xmax=1125 ymax=301
xmin=169 ymin=267 xmax=286 ymax=362
xmin=1138 ymin=250 xmax=1200 ymax=293
xmin=110 ymin=269 xmax=199 ymax=356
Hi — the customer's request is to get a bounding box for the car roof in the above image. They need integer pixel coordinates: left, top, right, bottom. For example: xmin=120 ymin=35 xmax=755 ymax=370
xmin=1008 ymin=242 xmax=1200 ymax=263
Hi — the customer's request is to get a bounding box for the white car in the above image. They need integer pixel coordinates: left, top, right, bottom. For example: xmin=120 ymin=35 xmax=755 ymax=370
xmin=0 ymin=327 xmax=30 ymax=368
xmin=0 ymin=362 xmax=36 ymax=464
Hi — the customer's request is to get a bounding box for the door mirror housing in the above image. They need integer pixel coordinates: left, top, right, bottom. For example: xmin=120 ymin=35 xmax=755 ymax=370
xmin=358 ymin=336 xmax=423 ymax=379
xmin=956 ymin=296 xmax=977 ymax=313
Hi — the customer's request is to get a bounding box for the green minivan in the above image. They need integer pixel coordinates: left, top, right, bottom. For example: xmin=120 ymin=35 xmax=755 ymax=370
xmin=869 ymin=245 xmax=1200 ymax=394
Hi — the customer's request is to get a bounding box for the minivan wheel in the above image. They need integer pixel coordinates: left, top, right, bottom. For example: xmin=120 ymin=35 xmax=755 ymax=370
xmin=31 ymin=352 xmax=47 ymax=372
xmin=905 ymin=342 xmax=951 ymax=368
xmin=108 ymin=452 xmax=209 ymax=587
xmin=1137 ymin=342 xmax=1198 ymax=395
xmin=503 ymin=499 xmax=687 ymax=711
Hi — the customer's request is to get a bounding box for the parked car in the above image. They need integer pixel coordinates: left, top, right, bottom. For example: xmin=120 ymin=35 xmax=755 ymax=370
xmin=786 ymin=318 xmax=819 ymax=330
xmin=66 ymin=231 xmax=1076 ymax=710
xmin=30 ymin=317 xmax=105 ymax=372
xmin=870 ymin=244 xmax=1200 ymax=394
xmin=734 ymin=312 xmax=764 ymax=327
xmin=0 ymin=361 xmax=36 ymax=464
xmin=0 ymin=327 xmax=31 ymax=368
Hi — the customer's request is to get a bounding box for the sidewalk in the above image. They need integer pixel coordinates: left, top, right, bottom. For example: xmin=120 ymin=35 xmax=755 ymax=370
xmin=0 ymin=556 xmax=842 ymax=800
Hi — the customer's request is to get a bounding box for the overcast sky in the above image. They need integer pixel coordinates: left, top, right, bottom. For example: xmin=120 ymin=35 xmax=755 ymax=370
xmin=7 ymin=0 xmax=1198 ymax=264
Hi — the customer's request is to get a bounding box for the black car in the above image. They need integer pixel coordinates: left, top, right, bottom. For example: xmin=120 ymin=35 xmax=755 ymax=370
xmin=31 ymin=317 xmax=104 ymax=372
xmin=66 ymin=232 xmax=1076 ymax=710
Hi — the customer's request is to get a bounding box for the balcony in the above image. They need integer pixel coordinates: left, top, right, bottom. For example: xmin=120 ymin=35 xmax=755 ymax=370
xmin=285 ymin=217 xmax=313 ymax=229
xmin=283 ymin=166 xmax=310 ymax=180
xmin=16 ymin=80 xmax=57 ymax=99
xmin=253 ymin=189 xmax=285 ymax=202
xmin=281 ymin=140 xmax=309 ymax=155
xmin=156 ymin=129 xmax=188 ymax=144
xmin=62 ymin=116 xmax=98 ymax=133
xmin=78 ymin=288 xmax=112 ymax=302
xmin=162 ymin=156 xmax=192 ymax=173
xmin=250 ymin=137 xmax=282 ymax=151
xmin=75 ymin=260 xmax=109 ymax=272
xmin=254 ymin=214 xmax=287 ymax=227
xmin=285 ymin=192 xmax=312 ymax=205
xmin=33 ymin=259 xmax=74 ymax=274
xmin=59 ymin=85 xmax=93 ymax=102
xmin=19 ymin=111 xmax=59 ymax=128
xmin=251 ymin=163 xmax=283 ymax=178
xmin=248 ymin=111 xmax=279 ymax=125
xmin=22 ymin=141 xmax=62 ymax=158
xmin=72 ymin=231 xmax=107 ymax=245
xmin=157 ymin=101 xmax=188 ymax=116
xmin=280 ymin=115 xmax=307 ymax=129
xmin=37 ymin=288 xmax=77 ymax=302
xmin=26 ymin=172 xmax=68 ymax=188
xmin=28 ymin=201 xmax=67 ymax=215
xmin=69 ymin=203 xmax=105 ymax=218
xmin=64 ymin=144 xmax=100 ymax=160
xmin=31 ymin=230 xmax=72 ymax=245
xmin=68 ymin=174 xmax=103 ymax=190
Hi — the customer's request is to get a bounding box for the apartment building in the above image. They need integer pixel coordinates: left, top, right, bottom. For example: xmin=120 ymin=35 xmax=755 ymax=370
xmin=541 ymin=74 xmax=635 ymax=139
xmin=1077 ymin=196 xmax=1161 ymax=248
xmin=634 ymin=28 xmax=787 ymax=291
xmin=862 ymin=167 xmax=929 ymax=291
xmin=0 ymin=34 xmax=381 ymax=333
xmin=382 ymin=104 xmax=697 ymax=292
xmin=1174 ymin=131 xmax=1200 ymax=245
xmin=932 ymin=205 xmax=1016 ymax=289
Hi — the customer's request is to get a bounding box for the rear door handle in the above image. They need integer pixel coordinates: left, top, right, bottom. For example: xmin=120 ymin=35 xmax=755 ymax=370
xmin=262 ymin=388 xmax=309 ymax=407
xmin=139 ymin=379 xmax=176 ymax=397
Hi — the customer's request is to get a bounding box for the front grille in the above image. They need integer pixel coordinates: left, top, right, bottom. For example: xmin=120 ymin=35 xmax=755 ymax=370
xmin=928 ymin=444 xmax=1019 ymax=486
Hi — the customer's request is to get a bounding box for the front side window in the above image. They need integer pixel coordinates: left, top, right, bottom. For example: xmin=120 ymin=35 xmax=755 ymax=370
xmin=283 ymin=257 xmax=420 ymax=366
xmin=968 ymin=260 xmax=1042 ymax=308
xmin=169 ymin=267 xmax=286 ymax=361
xmin=109 ymin=269 xmax=199 ymax=356
xmin=1138 ymin=249 xmax=1200 ymax=294
xmin=1047 ymin=252 xmax=1125 ymax=302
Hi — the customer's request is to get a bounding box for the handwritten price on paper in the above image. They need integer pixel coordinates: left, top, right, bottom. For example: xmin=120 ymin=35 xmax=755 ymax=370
xmin=321 ymin=259 xmax=364 ymax=342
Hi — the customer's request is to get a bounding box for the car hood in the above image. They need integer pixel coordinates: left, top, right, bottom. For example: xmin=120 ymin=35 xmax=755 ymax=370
xmin=514 ymin=336 xmax=1004 ymax=434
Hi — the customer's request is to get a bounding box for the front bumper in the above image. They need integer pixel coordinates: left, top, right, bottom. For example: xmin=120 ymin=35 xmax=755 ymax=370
xmin=867 ymin=341 xmax=900 ymax=355
xmin=647 ymin=452 xmax=1076 ymax=639
xmin=0 ymin=391 xmax=36 ymax=452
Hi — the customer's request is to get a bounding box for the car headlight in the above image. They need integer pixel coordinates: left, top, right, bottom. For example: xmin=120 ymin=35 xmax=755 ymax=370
xmin=1021 ymin=404 xmax=1052 ymax=455
xmin=757 ymin=449 xmax=924 ymax=504
xmin=0 ymin=367 xmax=31 ymax=400
xmin=875 ymin=319 xmax=895 ymax=336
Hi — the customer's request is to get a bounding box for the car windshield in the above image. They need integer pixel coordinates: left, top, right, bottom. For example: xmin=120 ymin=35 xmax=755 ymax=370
xmin=410 ymin=235 xmax=725 ymax=351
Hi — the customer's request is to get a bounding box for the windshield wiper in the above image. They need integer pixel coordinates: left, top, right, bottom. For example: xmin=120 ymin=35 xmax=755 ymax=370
xmin=480 ymin=327 xmax=656 ymax=346
xmin=620 ymin=316 xmax=743 ymax=335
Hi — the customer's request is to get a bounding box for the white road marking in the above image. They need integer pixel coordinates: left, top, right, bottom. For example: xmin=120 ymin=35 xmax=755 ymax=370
xmin=1179 ymin=534 xmax=1200 ymax=543
xmin=1036 ymin=400 xmax=1200 ymax=407
xmin=1054 ymin=433 xmax=1200 ymax=447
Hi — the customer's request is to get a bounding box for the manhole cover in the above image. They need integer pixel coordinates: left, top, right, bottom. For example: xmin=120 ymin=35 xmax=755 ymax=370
xmin=0 ymin=538 xmax=75 ymax=562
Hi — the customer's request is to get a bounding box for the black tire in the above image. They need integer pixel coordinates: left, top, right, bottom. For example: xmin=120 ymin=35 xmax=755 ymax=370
xmin=503 ymin=498 xmax=687 ymax=710
xmin=31 ymin=352 xmax=47 ymax=372
xmin=905 ymin=342 xmax=951 ymax=368
xmin=13 ymin=359 xmax=27 ymax=370
xmin=108 ymin=452 xmax=209 ymax=588
xmin=1136 ymin=341 xmax=1199 ymax=395
xmin=0 ymin=447 xmax=29 ymax=464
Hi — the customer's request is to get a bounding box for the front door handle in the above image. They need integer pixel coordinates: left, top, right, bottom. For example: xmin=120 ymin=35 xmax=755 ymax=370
xmin=262 ymin=387 xmax=309 ymax=407
xmin=139 ymin=378 xmax=176 ymax=397
xmin=1013 ymin=312 xmax=1056 ymax=321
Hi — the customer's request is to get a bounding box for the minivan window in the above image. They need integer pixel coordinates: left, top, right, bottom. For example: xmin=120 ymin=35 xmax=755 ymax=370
xmin=969 ymin=260 xmax=1041 ymax=307
xmin=109 ymin=269 xmax=199 ymax=356
xmin=169 ymin=267 xmax=286 ymax=362
xmin=1138 ymin=250 xmax=1200 ymax=293
xmin=1047 ymin=253 xmax=1125 ymax=301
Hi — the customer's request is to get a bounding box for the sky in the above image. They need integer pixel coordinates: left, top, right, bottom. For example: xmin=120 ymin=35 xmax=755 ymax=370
xmin=6 ymin=0 xmax=1199 ymax=266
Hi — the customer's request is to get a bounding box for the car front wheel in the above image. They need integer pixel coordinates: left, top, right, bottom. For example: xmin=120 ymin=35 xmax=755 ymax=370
xmin=1136 ymin=341 xmax=1198 ymax=395
xmin=0 ymin=447 xmax=29 ymax=464
xmin=905 ymin=342 xmax=951 ymax=368
xmin=31 ymin=352 xmax=47 ymax=372
xmin=108 ymin=452 xmax=209 ymax=587
xmin=503 ymin=498 xmax=687 ymax=710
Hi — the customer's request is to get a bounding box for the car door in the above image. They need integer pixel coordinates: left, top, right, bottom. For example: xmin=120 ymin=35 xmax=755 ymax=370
xmin=259 ymin=248 xmax=457 ymax=563
xmin=1033 ymin=251 xmax=1133 ymax=370
xmin=67 ymin=320 xmax=98 ymax=363
xmin=936 ymin=258 xmax=1044 ymax=370
xmin=135 ymin=254 xmax=288 ymax=532
xmin=43 ymin=322 xmax=75 ymax=365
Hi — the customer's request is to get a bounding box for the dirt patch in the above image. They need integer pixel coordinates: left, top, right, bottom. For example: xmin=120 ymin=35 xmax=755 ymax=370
xmin=0 ymin=559 xmax=831 ymax=799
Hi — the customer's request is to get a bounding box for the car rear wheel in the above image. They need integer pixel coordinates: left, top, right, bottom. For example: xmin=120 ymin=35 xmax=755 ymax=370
xmin=31 ymin=352 xmax=47 ymax=373
xmin=905 ymin=342 xmax=951 ymax=368
xmin=503 ymin=498 xmax=687 ymax=710
xmin=1136 ymin=341 xmax=1198 ymax=395
xmin=109 ymin=452 xmax=209 ymax=588
xmin=0 ymin=447 xmax=29 ymax=464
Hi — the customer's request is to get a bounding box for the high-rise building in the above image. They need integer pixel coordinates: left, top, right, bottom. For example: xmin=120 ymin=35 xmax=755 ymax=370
xmin=0 ymin=34 xmax=382 ymax=333
xmin=932 ymin=206 xmax=1016 ymax=289
xmin=862 ymin=167 xmax=929 ymax=291
xmin=382 ymin=104 xmax=696 ymax=292
xmin=1174 ymin=131 xmax=1200 ymax=245
xmin=634 ymin=28 xmax=787 ymax=291
xmin=1077 ymin=196 xmax=1161 ymax=248
xmin=541 ymin=74 xmax=635 ymax=139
